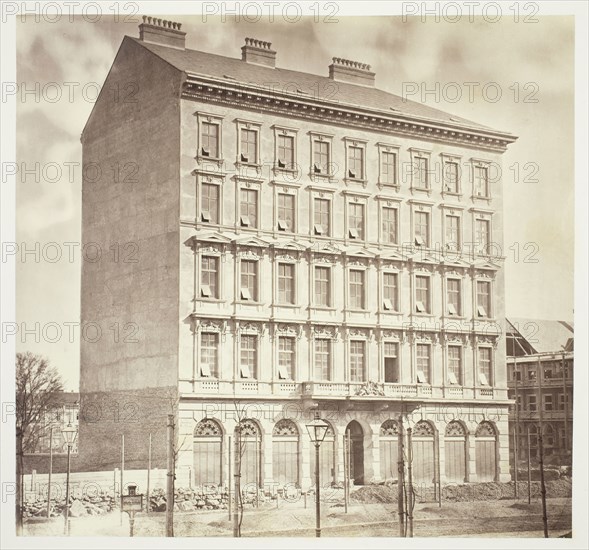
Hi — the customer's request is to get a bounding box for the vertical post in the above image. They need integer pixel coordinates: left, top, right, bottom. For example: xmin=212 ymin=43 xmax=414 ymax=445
xmin=538 ymin=432 xmax=549 ymax=538
xmin=436 ymin=433 xmax=442 ymax=508
xmin=166 ymin=414 xmax=174 ymax=537
xmin=64 ymin=444 xmax=71 ymax=535
xmin=561 ymin=352 xmax=568 ymax=452
xmin=315 ymin=443 xmax=321 ymax=538
xmin=120 ymin=434 xmax=124 ymax=526
xmin=233 ymin=433 xmax=240 ymax=538
xmin=527 ymin=426 xmax=532 ymax=505
xmin=513 ymin=357 xmax=519 ymax=498
xmin=228 ymin=435 xmax=232 ymax=520
xmin=343 ymin=434 xmax=348 ymax=514
xmin=16 ymin=429 xmax=23 ymax=536
xmin=129 ymin=512 xmax=135 ymax=537
xmin=146 ymin=433 xmax=151 ymax=514
xmin=47 ymin=427 xmax=53 ymax=518
xmin=346 ymin=430 xmax=351 ymax=489
xmin=407 ymin=427 xmax=414 ymax=538
xmin=397 ymin=417 xmax=405 ymax=537
xmin=512 ymin=429 xmax=518 ymax=499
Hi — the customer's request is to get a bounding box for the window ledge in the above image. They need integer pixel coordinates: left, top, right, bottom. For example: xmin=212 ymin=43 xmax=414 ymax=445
xmin=274 ymin=303 xmax=299 ymax=309
xmin=196 ymin=155 xmax=224 ymax=166
xmin=344 ymin=177 xmax=368 ymax=188
xmin=235 ymin=300 xmax=265 ymax=306
xmin=377 ymin=181 xmax=400 ymax=191
xmin=195 ymin=298 xmax=225 ymax=304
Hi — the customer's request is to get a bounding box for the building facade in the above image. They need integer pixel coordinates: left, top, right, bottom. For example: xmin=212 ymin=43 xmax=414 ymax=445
xmin=506 ymin=319 xmax=574 ymax=465
xmin=79 ymin=18 xmax=517 ymax=487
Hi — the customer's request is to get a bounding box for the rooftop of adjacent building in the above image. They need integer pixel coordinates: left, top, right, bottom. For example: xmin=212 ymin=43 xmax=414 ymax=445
xmin=506 ymin=317 xmax=574 ymax=357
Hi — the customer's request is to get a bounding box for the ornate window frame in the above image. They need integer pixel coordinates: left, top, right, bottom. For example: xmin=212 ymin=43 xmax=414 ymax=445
xmin=309 ymin=131 xmax=335 ymax=182
xmin=377 ymin=142 xmax=400 ymax=191
xmin=194 ymin=111 xmax=224 ymax=167
xmin=235 ymin=118 xmax=262 ymax=175
xmin=343 ymin=137 xmax=368 ymax=188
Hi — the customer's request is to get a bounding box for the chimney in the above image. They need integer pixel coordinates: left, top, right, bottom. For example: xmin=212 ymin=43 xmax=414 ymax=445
xmin=138 ymin=16 xmax=186 ymax=50
xmin=241 ymin=38 xmax=276 ymax=68
xmin=328 ymin=57 xmax=375 ymax=87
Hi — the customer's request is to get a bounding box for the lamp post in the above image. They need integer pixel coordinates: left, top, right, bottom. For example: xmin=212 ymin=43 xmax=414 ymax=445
xmin=306 ymin=412 xmax=329 ymax=538
xmin=62 ymin=422 xmax=77 ymax=536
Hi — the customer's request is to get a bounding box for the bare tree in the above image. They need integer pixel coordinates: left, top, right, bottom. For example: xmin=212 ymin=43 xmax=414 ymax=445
xmin=15 ymin=352 xmax=64 ymax=534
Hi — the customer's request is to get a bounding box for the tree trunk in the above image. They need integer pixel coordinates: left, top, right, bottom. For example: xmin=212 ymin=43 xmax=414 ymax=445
xmin=16 ymin=429 xmax=23 ymax=535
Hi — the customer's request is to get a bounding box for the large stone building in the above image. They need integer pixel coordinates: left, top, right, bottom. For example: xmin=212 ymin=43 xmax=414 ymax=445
xmin=79 ymin=17 xmax=518 ymax=488
xmin=506 ymin=319 xmax=573 ymax=465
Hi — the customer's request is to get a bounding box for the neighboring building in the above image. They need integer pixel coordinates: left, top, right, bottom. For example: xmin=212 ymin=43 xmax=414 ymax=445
xmin=79 ymin=17 xmax=518 ymax=487
xmin=506 ymin=319 xmax=573 ymax=464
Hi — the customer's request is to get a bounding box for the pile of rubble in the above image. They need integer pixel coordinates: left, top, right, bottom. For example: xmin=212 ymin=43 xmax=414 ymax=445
xmin=22 ymin=493 xmax=116 ymax=518
xmin=150 ymin=487 xmax=234 ymax=512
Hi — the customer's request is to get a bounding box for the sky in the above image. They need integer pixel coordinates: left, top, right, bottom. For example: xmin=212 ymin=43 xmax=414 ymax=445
xmin=12 ymin=10 xmax=576 ymax=390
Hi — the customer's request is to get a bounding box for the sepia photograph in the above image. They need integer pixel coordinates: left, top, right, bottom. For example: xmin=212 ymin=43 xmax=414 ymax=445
xmin=1 ymin=1 xmax=587 ymax=547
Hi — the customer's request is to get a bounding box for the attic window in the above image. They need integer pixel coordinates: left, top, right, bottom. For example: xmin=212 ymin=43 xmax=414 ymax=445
xmin=449 ymin=117 xmax=460 ymax=122
xmin=223 ymin=74 xmax=236 ymax=80
xmin=390 ymin=107 xmax=400 ymax=112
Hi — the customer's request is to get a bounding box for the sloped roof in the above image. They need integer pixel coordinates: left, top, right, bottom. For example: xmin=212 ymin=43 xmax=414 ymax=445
xmin=507 ymin=317 xmax=574 ymax=354
xmin=131 ymin=37 xmax=510 ymax=135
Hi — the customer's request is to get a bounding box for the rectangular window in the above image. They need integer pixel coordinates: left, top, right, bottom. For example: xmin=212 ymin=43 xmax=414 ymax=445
xmin=415 ymin=275 xmax=430 ymax=313
xmin=476 ymin=281 xmax=491 ymax=317
xmin=444 ymin=161 xmax=459 ymax=193
xmin=200 ymin=333 xmax=218 ymax=377
xmin=349 ymin=269 xmax=365 ymax=309
xmin=277 ymin=135 xmax=294 ymax=169
xmin=313 ymin=140 xmax=330 ymax=174
xmin=314 ymin=266 xmax=331 ymax=307
xmin=277 ymin=193 xmax=295 ymax=232
xmin=313 ymin=198 xmax=331 ymax=236
xmin=240 ymin=188 xmax=258 ymax=228
xmin=201 ymin=183 xmax=219 ymax=224
xmin=384 ymin=342 xmax=399 ymax=383
xmin=348 ymin=146 xmax=364 ymax=179
xmin=478 ymin=347 xmax=492 ymax=385
xmin=348 ymin=203 xmax=365 ymax=239
xmin=240 ymin=260 xmax=258 ymax=301
xmin=382 ymin=207 xmax=398 ymax=244
xmin=447 ymin=278 xmax=461 ymax=316
xmin=445 ymin=215 xmax=460 ymax=250
xmin=416 ymin=344 xmax=430 ymax=384
xmin=314 ymin=339 xmax=331 ymax=380
xmin=475 ymin=166 xmax=489 ymax=197
xmin=383 ymin=272 xmax=398 ymax=311
xmin=381 ymin=151 xmax=397 ymax=184
xmin=475 ymin=219 xmax=490 ymax=253
xmin=278 ymin=336 xmax=295 ymax=379
xmin=558 ymin=393 xmax=565 ymax=411
xmin=278 ymin=263 xmax=295 ymax=304
xmin=350 ymin=341 xmax=366 ymax=382
xmin=528 ymin=394 xmax=537 ymax=412
xmin=240 ymin=128 xmax=258 ymax=163
xmin=447 ymin=345 xmax=462 ymax=385
xmin=416 ymin=156 xmax=429 ymax=188
xmin=201 ymin=122 xmax=219 ymax=158
xmin=240 ymin=335 xmax=257 ymax=379
xmin=414 ymin=211 xmax=429 ymax=246
xmin=528 ymin=369 xmax=537 ymax=381
xmin=543 ymin=394 xmax=553 ymax=411
xmin=200 ymin=256 xmax=219 ymax=298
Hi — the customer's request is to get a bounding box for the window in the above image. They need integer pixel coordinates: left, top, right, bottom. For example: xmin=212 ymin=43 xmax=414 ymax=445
xmin=200 ymin=333 xmax=218 ymax=377
xmin=474 ymin=165 xmax=489 ymax=197
xmin=278 ymin=263 xmax=295 ymax=304
xmin=349 ymin=269 xmax=365 ymax=309
xmin=414 ymin=211 xmax=429 ymax=246
xmin=315 ymin=339 xmax=331 ymax=380
xmin=278 ymin=336 xmax=295 ymax=379
xmin=240 ymin=188 xmax=258 ymax=228
xmin=313 ymin=140 xmax=330 ymax=174
xmin=240 ymin=128 xmax=258 ymax=163
xmin=416 ymin=344 xmax=430 ymax=384
xmin=384 ymin=342 xmax=399 ymax=383
xmin=543 ymin=394 xmax=553 ymax=411
xmin=200 ymin=256 xmax=219 ymax=298
xmin=528 ymin=369 xmax=537 ymax=381
xmin=277 ymin=135 xmax=294 ymax=169
xmin=350 ymin=341 xmax=366 ymax=382
xmin=543 ymin=367 xmax=553 ymax=379
xmin=444 ymin=161 xmax=459 ymax=193
xmin=514 ymin=370 xmax=522 ymax=381
xmin=313 ymin=198 xmax=331 ymax=236
xmin=445 ymin=215 xmax=460 ymax=250
xmin=447 ymin=278 xmax=461 ymax=316
xmin=383 ymin=272 xmax=398 ymax=311
xmin=382 ymin=207 xmax=398 ymax=244
xmin=348 ymin=203 xmax=365 ymax=239
xmin=381 ymin=151 xmax=397 ymax=185
xmin=476 ymin=281 xmax=491 ymax=318
xmin=415 ymin=156 xmax=429 ymax=188
xmin=240 ymin=335 xmax=257 ymax=378
xmin=447 ymin=345 xmax=462 ymax=385
xmin=240 ymin=260 xmax=258 ymax=301
xmin=201 ymin=183 xmax=219 ymax=224
xmin=528 ymin=394 xmax=537 ymax=411
xmin=415 ymin=275 xmax=430 ymax=314
xmin=475 ymin=219 xmax=490 ymax=254
xmin=277 ymin=193 xmax=295 ymax=232
xmin=478 ymin=347 xmax=492 ymax=385
xmin=348 ymin=146 xmax=364 ymax=179
xmin=201 ymin=122 xmax=219 ymax=158
xmin=314 ymin=266 xmax=331 ymax=307
xmin=558 ymin=393 xmax=565 ymax=411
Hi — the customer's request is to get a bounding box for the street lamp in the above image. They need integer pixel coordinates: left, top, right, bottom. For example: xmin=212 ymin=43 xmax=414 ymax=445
xmin=62 ymin=422 xmax=77 ymax=536
xmin=306 ymin=411 xmax=329 ymax=538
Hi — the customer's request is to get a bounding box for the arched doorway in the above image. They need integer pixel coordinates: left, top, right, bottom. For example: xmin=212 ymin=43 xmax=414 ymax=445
xmin=272 ymin=419 xmax=300 ymax=486
xmin=346 ymin=421 xmax=365 ymax=485
xmin=444 ymin=421 xmax=467 ymax=483
xmin=235 ymin=419 xmax=262 ymax=489
xmin=310 ymin=420 xmax=336 ymax=487
xmin=193 ymin=419 xmax=223 ymax=486
xmin=475 ymin=421 xmax=497 ymax=482
xmin=412 ymin=420 xmax=435 ymax=485
xmin=380 ymin=420 xmax=399 ymax=481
